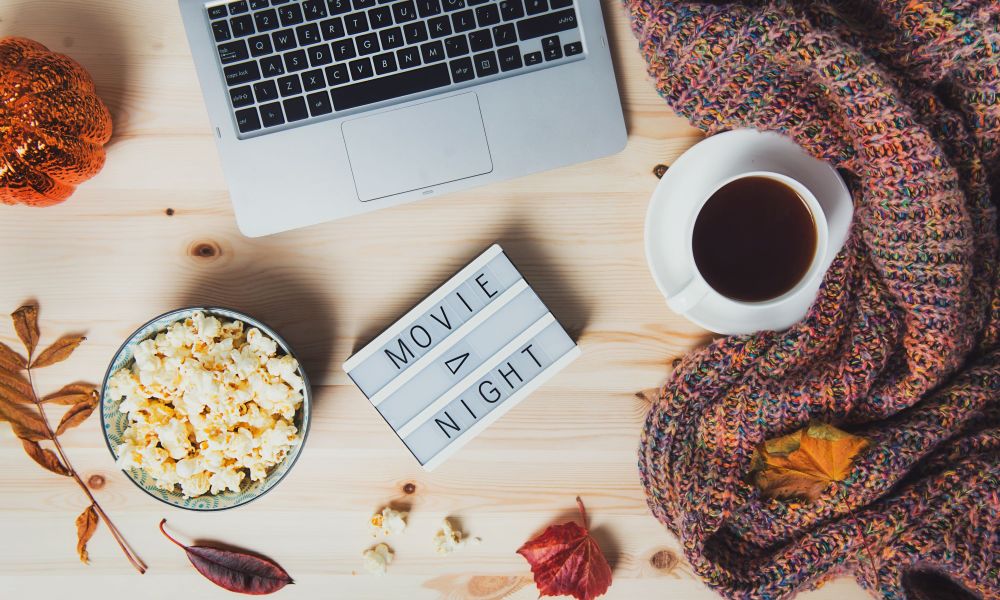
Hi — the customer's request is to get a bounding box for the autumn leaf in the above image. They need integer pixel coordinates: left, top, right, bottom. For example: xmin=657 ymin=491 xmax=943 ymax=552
xmin=56 ymin=397 xmax=97 ymax=435
xmin=0 ymin=397 xmax=50 ymax=440
xmin=21 ymin=438 xmax=70 ymax=477
xmin=32 ymin=335 xmax=86 ymax=368
xmin=0 ymin=340 xmax=27 ymax=370
xmin=517 ymin=497 xmax=612 ymax=600
xmin=751 ymin=421 xmax=870 ymax=502
xmin=12 ymin=305 xmax=39 ymax=358
xmin=0 ymin=367 xmax=34 ymax=403
xmin=75 ymin=504 xmax=100 ymax=564
xmin=42 ymin=383 xmax=98 ymax=405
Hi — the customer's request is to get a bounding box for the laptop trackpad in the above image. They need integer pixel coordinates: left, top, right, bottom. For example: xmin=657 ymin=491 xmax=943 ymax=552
xmin=343 ymin=93 xmax=493 ymax=201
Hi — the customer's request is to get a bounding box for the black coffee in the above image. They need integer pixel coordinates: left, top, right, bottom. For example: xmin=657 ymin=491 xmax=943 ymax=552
xmin=692 ymin=176 xmax=816 ymax=303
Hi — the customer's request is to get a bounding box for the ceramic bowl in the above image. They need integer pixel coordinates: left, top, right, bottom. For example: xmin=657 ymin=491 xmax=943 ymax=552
xmin=100 ymin=307 xmax=311 ymax=511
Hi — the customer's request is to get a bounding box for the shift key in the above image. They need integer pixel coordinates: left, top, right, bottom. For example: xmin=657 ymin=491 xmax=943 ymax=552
xmin=224 ymin=60 xmax=261 ymax=86
xmin=516 ymin=8 xmax=578 ymax=41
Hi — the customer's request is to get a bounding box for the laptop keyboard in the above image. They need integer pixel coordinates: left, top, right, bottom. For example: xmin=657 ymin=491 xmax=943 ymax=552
xmin=207 ymin=0 xmax=585 ymax=136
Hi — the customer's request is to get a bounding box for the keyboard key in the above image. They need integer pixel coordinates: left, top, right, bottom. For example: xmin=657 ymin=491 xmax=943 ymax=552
xmin=379 ymin=27 xmax=404 ymax=49
xmin=320 ymin=17 xmax=346 ymax=39
xmin=348 ymin=57 xmax=375 ymax=79
xmin=296 ymin=23 xmax=322 ymax=45
xmin=254 ymin=79 xmax=280 ymax=101
xmin=249 ymin=34 xmax=274 ymax=56
xmin=235 ymin=107 xmax=261 ymax=132
xmin=368 ymin=6 xmax=393 ymax=28
xmin=230 ymin=85 xmax=253 ymax=107
xmin=217 ymin=40 xmax=249 ymax=63
xmin=302 ymin=0 xmax=329 ymax=19
xmin=261 ymin=54 xmax=285 ymax=76
xmin=499 ymin=0 xmax=523 ymax=20
xmin=497 ymin=45 xmax=522 ymax=70
xmin=542 ymin=37 xmax=561 ymax=60
xmin=272 ymin=0 xmax=292 ymax=3
xmin=396 ymin=46 xmax=421 ymax=68
xmin=420 ymin=40 xmax=445 ymax=62
xmin=452 ymin=10 xmax=475 ymax=32
xmin=473 ymin=50 xmax=498 ymax=76
xmin=444 ymin=35 xmax=469 ymax=57
xmin=331 ymin=62 xmax=450 ymax=109
xmin=306 ymin=91 xmax=333 ymax=115
xmin=475 ymin=4 xmax=500 ymax=26
xmin=356 ymin=32 xmax=380 ymax=54
xmin=302 ymin=68 xmax=326 ymax=90
xmin=328 ymin=0 xmax=352 ymax=14
xmin=307 ymin=43 xmax=334 ymax=65
xmin=250 ymin=0 xmax=269 ymax=9
xmin=209 ymin=5 xmax=229 ymax=20
xmin=224 ymin=60 xmax=261 ymax=85
xmin=354 ymin=0 xmax=377 ymax=8
xmin=332 ymin=39 xmax=357 ymax=60
xmin=428 ymin=16 xmax=452 ymax=37
xmin=524 ymin=50 xmax=542 ymax=65
xmin=228 ymin=1 xmax=249 ymax=14
xmin=492 ymin=23 xmax=515 ymax=45
xmin=417 ymin=0 xmax=441 ymax=17
xmin=550 ymin=0 xmax=572 ymax=7
xmin=468 ymin=30 xmax=492 ymax=51
xmin=325 ymin=63 xmax=350 ymax=85
xmin=212 ymin=20 xmax=232 ymax=41
xmin=279 ymin=3 xmax=304 ymax=25
xmin=467 ymin=0 xmax=488 ymax=5
xmin=345 ymin=12 xmax=369 ymax=33
xmin=278 ymin=74 xmax=303 ymax=96
xmin=392 ymin=1 xmax=417 ymax=22
xmin=284 ymin=49 xmax=309 ymax=71
xmin=524 ymin=0 xmax=546 ymax=15
xmin=272 ymin=30 xmax=297 ymax=50
xmin=230 ymin=14 xmax=255 ymax=37
xmin=442 ymin=0 xmax=464 ymax=11
xmin=564 ymin=41 xmax=582 ymax=56
xmin=403 ymin=21 xmax=428 ymax=44
xmin=254 ymin=8 xmax=280 ymax=31
xmin=373 ymin=52 xmax=397 ymax=74
xmin=283 ymin=96 xmax=309 ymax=121
xmin=516 ymin=9 xmax=577 ymax=40
xmin=449 ymin=57 xmax=474 ymax=82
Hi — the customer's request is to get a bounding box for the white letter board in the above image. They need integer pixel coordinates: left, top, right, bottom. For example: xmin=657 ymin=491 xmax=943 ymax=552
xmin=343 ymin=244 xmax=581 ymax=470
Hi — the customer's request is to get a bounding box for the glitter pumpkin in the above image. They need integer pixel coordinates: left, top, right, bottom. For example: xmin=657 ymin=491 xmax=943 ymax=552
xmin=0 ymin=37 xmax=112 ymax=207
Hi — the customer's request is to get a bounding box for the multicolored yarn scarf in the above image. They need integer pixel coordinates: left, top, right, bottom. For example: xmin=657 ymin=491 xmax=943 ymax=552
xmin=628 ymin=1 xmax=1000 ymax=598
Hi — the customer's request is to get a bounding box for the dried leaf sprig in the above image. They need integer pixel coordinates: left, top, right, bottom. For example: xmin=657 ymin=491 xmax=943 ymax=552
xmin=0 ymin=304 xmax=146 ymax=573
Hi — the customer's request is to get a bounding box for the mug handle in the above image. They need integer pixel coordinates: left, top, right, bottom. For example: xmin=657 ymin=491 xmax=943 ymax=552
xmin=667 ymin=277 xmax=710 ymax=314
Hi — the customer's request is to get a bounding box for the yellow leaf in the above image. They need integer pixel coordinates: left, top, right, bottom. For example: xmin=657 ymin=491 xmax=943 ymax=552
xmin=31 ymin=335 xmax=85 ymax=368
xmin=55 ymin=398 xmax=97 ymax=436
xmin=0 ymin=396 xmax=50 ymax=441
xmin=42 ymin=383 xmax=98 ymax=406
xmin=0 ymin=340 xmax=27 ymax=370
xmin=75 ymin=504 xmax=99 ymax=564
xmin=21 ymin=438 xmax=70 ymax=477
xmin=0 ymin=367 xmax=34 ymax=403
xmin=751 ymin=422 xmax=870 ymax=502
xmin=11 ymin=305 xmax=39 ymax=358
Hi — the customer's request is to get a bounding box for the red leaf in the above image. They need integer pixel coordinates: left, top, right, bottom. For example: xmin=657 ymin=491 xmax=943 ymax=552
xmin=160 ymin=519 xmax=293 ymax=595
xmin=516 ymin=497 xmax=612 ymax=600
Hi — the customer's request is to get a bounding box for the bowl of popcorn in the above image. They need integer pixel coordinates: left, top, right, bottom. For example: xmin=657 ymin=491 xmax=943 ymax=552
xmin=101 ymin=307 xmax=311 ymax=510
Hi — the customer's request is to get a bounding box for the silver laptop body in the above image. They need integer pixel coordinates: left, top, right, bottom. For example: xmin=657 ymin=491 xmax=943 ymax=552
xmin=179 ymin=0 xmax=626 ymax=237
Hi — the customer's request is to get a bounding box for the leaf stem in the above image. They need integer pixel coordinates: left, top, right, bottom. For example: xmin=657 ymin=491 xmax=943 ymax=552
xmin=158 ymin=519 xmax=188 ymax=550
xmin=25 ymin=365 xmax=147 ymax=574
xmin=576 ymin=496 xmax=588 ymax=530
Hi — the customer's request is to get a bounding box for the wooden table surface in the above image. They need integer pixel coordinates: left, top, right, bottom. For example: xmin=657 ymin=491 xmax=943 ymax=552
xmin=0 ymin=1 xmax=867 ymax=598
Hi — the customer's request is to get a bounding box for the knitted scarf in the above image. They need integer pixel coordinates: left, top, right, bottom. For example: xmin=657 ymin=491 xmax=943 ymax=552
xmin=628 ymin=2 xmax=1000 ymax=598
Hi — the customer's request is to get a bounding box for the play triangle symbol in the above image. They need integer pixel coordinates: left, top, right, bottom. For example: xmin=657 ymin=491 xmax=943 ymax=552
xmin=445 ymin=352 xmax=470 ymax=375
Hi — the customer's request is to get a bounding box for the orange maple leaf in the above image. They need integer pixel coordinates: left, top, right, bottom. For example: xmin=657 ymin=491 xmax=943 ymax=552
xmin=751 ymin=422 xmax=870 ymax=501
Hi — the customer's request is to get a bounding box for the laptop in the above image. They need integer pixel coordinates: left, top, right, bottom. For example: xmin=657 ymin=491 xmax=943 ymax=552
xmin=179 ymin=0 xmax=626 ymax=237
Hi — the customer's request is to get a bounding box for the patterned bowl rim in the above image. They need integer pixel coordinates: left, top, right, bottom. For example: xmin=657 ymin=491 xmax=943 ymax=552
xmin=100 ymin=306 xmax=312 ymax=511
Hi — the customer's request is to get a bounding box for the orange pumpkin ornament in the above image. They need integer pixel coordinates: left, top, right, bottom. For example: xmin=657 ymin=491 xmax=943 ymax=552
xmin=0 ymin=37 xmax=112 ymax=207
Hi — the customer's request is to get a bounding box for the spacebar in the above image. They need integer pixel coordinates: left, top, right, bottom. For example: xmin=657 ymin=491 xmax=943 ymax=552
xmin=331 ymin=65 xmax=452 ymax=111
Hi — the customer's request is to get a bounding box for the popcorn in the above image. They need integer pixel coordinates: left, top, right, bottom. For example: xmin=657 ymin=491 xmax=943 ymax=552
xmin=110 ymin=312 xmax=303 ymax=498
xmin=370 ymin=507 xmax=408 ymax=537
xmin=362 ymin=544 xmax=394 ymax=575
xmin=432 ymin=518 xmax=479 ymax=555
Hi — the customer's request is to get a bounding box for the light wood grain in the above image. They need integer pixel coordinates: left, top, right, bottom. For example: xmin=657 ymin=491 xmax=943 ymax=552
xmin=0 ymin=1 xmax=867 ymax=598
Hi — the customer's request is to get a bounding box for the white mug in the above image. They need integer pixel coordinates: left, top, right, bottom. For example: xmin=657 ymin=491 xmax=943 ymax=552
xmin=666 ymin=171 xmax=830 ymax=314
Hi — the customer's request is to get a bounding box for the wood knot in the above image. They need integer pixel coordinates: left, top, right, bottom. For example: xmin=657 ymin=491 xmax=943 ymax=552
xmin=165 ymin=208 xmax=175 ymax=216
xmin=189 ymin=241 xmax=222 ymax=260
xmin=87 ymin=474 xmax=106 ymax=490
xmin=650 ymin=549 xmax=679 ymax=572
xmin=403 ymin=482 xmax=417 ymax=494
xmin=653 ymin=164 xmax=669 ymax=178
